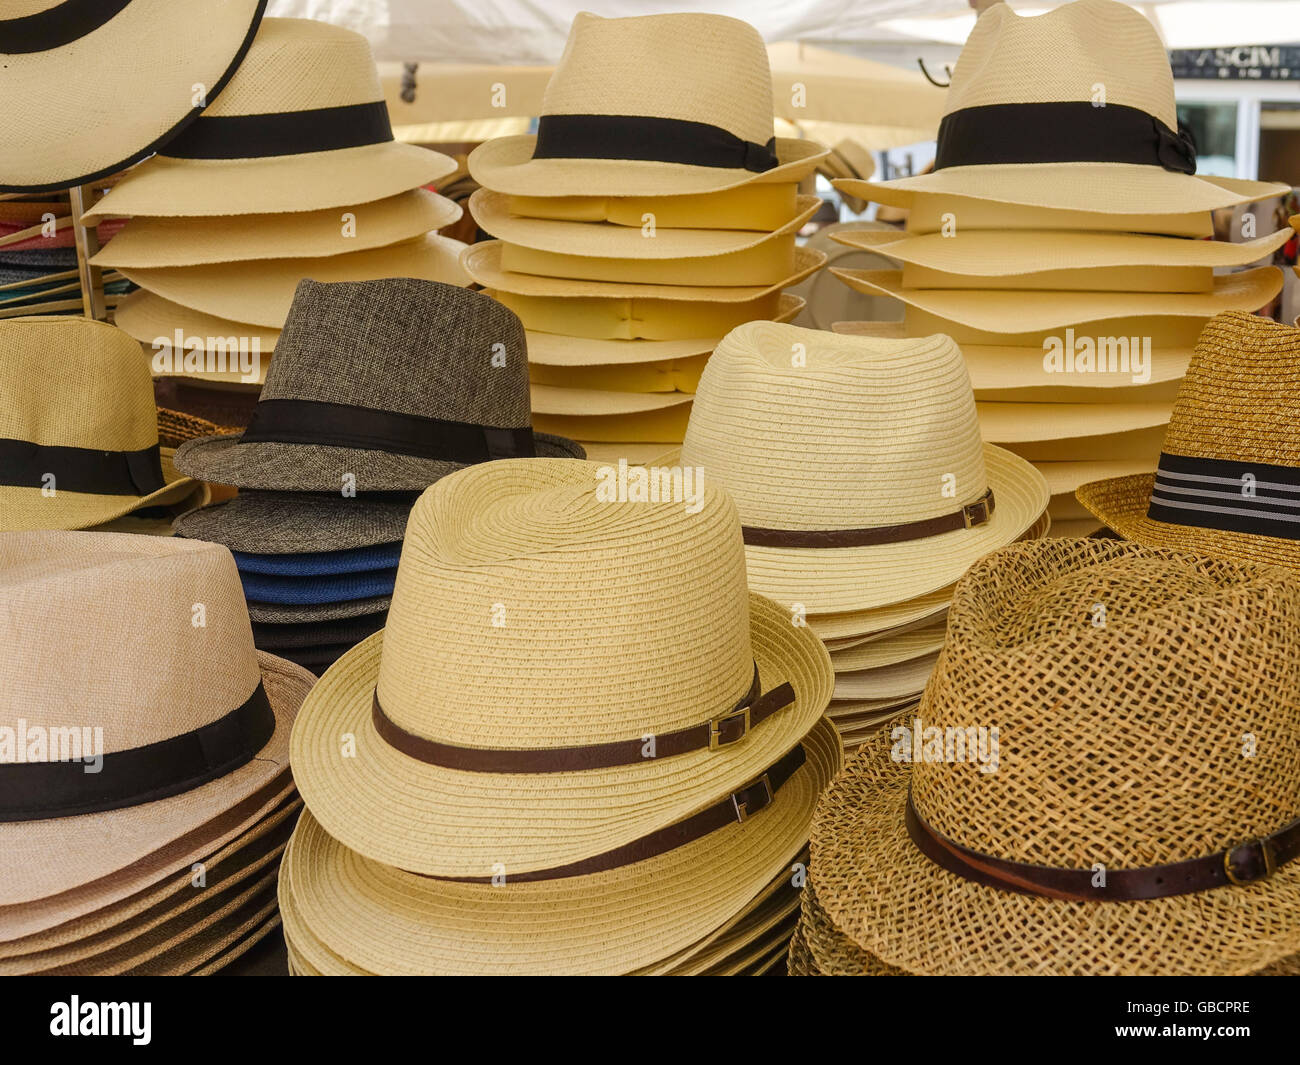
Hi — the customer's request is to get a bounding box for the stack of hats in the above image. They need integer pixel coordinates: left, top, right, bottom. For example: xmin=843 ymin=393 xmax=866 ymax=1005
xmin=796 ymin=536 xmax=1300 ymax=976
xmin=172 ymin=278 xmax=584 ymax=675
xmin=81 ymin=18 xmax=470 ymax=428
xmin=827 ymin=0 xmax=1289 ymax=538
xmin=464 ymin=12 xmax=829 ymax=463
xmin=0 ymin=317 xmax=209 ymax=535
xmin=278 ymin=457 xmax=839 ymax=975
xmin=0 ymin=533 xmax=314 ymax=975
xmin=668 ymin=321 xmax=1050 ymax=750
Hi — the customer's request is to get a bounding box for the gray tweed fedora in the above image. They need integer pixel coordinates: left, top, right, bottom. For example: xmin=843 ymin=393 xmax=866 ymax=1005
xmin=173 ymin=490 xmax=415 ymax=553
xmin=174 ymin=278 xmax=583 ymax=491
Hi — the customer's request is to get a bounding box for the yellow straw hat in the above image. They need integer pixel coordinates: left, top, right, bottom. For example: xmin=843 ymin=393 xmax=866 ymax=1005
xmin=506 ymin=183 xmax=799 ymax=231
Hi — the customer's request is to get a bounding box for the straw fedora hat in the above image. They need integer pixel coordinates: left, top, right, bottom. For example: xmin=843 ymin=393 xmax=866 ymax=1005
xmin=832 ymin=0 xmax=1289 ymax=217
xmin=1077 ymin=311 xmax=1300 ymax=569
xmin=0 ymin=0 xmax=265 ymax=192
xmin=0 ymin=532 xmax=315 ymax=906
xmin=506 ymin=182 xmax=804 ymax=233
xmin=290 ymin=457 xmax=835 ymax=877
xmin=175 ymin=279 xmax=582 ymax=492
xmin=0 ymin=317 xmax=202 ymax=531
xmin=468 ymin=12 xmax=826 ymax=198
xmin=812 ymin=537 xmax=1300 ymax=975
xmin=672 ymin=322 xmax=1049 ymax=614
xmin=80 ymin=19 xmax=456 ymax=221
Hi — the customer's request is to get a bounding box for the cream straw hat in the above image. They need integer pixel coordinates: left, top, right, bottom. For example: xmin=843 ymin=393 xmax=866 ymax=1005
xmin=290 ymin=457 xmax=834 ymax=877
xmin=506 ymin=183 xmax=800 ymax=231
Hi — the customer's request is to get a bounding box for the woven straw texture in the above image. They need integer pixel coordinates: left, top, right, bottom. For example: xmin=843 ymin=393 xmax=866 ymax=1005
xmin=507 ymin=183 xmax=797 ymax=230
xmin=156 ymin=407 xmax=236 ymax=449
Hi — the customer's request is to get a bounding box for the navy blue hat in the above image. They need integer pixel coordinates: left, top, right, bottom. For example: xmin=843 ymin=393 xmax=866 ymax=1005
xmin=240 ymin=568 xmax=396 ymax=606
xmin=233 ymin=542 xmax=401 ymax=577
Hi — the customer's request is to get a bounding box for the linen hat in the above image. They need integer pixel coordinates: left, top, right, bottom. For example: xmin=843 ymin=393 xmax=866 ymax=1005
xmin=0 ymin=532 xmax=315 ymax=906
xmin=467 ymin=12 xmax=826 ymax=198
xmin=0 ymin=0 xmax=265 ymax=192
xmin=1078 ymin=311 xmax=1300 ymax=570
xmin=832 ymin=0 xmax=1289 ymax=217
xmin=290 ymin=457 xmax=835 ymax=878
xmin=174 ymin=279 xmax=583 ymax=492
xmin=673 ymin=322 xmax=1050 ymax=614
xmin=811 ymin=537 xmax=1300 ymax=976
xmin=240 ymin=569 xmax=396 ymax=608
xmin=173 ymin=491 xmax=416 ymax=554
xmin=0 ymin=317 xmax=201 ymax=531
xmin=232 ymin=542 xmax=402 ymax=577
xmin=79 ymin=18 xmax=456 ymax=221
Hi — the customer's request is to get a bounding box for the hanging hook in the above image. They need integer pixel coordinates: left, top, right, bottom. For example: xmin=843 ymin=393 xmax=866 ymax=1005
xmin=917 ymin=57 xmax=951 ymax=88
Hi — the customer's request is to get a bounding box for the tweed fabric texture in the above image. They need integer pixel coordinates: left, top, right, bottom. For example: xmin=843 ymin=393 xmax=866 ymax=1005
xmin=173 ymin=491 xmax=416 ymax=554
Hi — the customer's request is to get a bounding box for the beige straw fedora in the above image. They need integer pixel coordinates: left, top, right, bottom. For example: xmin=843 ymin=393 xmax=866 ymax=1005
xmin=506 ymin=183 xmax=803 ymax=232
xmin=468 ymin=12 xmax=826 ymax=198
xmin=829 ymin=620 xmax=948 ymax=673
xmin=80 ymin=18 xmax=456 ymax=221
xmin=812 ymin=537 xmax=1300 ymax=975
xmin=529 ymin=358 xmax=707 ymax=395
xmin=290 ymin=457 xmax=834 ymax=877
xmin=0 ymin=532 xmax=314 ymax=906
xmin=0 ymin=0 xmax=265 ymax=193
xmin=832 ymin=0 xmax=1289 ymax=217
xmin=0 ymin=317 xmax=200 ymax=531
xmin=673 ymin=322 xmax=1050 ymax=613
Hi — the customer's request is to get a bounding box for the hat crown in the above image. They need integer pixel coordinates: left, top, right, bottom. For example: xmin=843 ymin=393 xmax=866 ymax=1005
xmin=912 ymin=537 xmax=1300 ymax=869
xmin=376 ymin=458 xmax=756 ymax=748
xmin=680 ymin=322 xmax=989 ymax=530
xmin=540 ymin=12 xmax=777 ymax=145
xmin=0 ymin=533 xmax=262 ymax=756
xmin=0 ymin=318 xmax=157 ymax=451
xmin=947 ymin=0 xmax=1177 ymax=130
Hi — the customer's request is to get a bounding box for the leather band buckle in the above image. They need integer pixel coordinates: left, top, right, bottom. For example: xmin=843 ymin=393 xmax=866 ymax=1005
xmin=709 ymin=705 xmax=751 ymax=750
xmin=963 ymin=496 xmax=992 ymax=529
xmin=731 ymin=773 xmax=773 ymax=823
xmin=1224 ymin=837 xmax=1278 ymax=886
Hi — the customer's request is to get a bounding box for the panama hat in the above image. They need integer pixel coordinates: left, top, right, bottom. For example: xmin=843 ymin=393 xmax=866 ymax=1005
xmin=0 ymin=317 xmax=202 ymax=531
xmin=674 ymin=322 xmax=1049 ymax=614
xmin=80 ymin=19 xmax=455 ymax=221
xmin=505 ymin=182 xmax=803 ymax=232
xmin=812 ymin=536 xmax=1300 ymax=975
xmin=290 ymin=457 xmax=834 ymax=877
xmin=831 ymin=0 xmax=1289 ymax=218
xmin=175 ymin=279 xmax=582 ymax=492
xmin=977 ymin=399 xmax=1173 ymax=447
xmin=0 ymin=532 xmax=314 ymax=906
xmin=468 ymin=13 xmax=825 ymax=199
xmin=530 ymin=357 xmax=709 ymax=395
xmin=0 ymin=0 xmax=265 ymax=192
xmin=830 ymin=620 xmax=948 ymax=673
xmin=1078 ymin=311 xmax=1300 ymax=570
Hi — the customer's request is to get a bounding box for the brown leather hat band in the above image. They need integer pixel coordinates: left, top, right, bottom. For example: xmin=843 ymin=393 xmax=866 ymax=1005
xmin=742 ymin=488 xmax=995 ymax=549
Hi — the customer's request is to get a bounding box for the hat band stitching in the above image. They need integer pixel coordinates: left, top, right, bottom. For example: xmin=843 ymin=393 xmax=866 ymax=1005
xmin=239 ymin=398 xmax=536 ymax=463
xmin=0 ymin=0 xmax=132 ymax=54
xmin=371 ymin=663 xmax=796 ymax=772
xmin=934 ymin=101 xmax=1196 ymax=175
xmin=0 ymin=437 xmax=165 ymax=497
xmin=742 ymin=488 xmax=994 ymax=548
xmin=1148 ymin=452 xmax=1300 ymax=540
xmin=0 ymin=680 xmax=275 ymax=822
xmin=532 ymin=114 xmax=779 ymax=173
xmin=162 ymin=101 xmax=395 ymax=161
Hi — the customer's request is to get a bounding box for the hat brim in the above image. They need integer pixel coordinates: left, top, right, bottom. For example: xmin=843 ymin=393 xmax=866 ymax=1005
xmin=249 ymin=596 xmax=391 ymax=625
xmin=173 ymin=491 xmax=413 ymax=553
xmin=289 ymin=592 xmax=833 ymax=877
xmin=241 ymin=568 xmax=396 ymax=607
xmin=252 ymin=614 xmax=388 ymax=651
xmin=828 ymin=620 xmax=947 ymax=672
xmin=977 ymin=399 xmax=1173 ymax=444
xmin=529 ymin=383 xmax=693 ymax=417
xmin=831 ymin=651 xmax=939 ymax=702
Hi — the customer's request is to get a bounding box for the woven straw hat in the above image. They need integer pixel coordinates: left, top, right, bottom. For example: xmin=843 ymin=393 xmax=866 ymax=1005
xmin=0 ymin=532 xmax=315 ymax=907
xmin=290 ymin=457 xmax=835 ymax=877
xmin=812 ymin=537 xmax=1300 ymax=975
xmin=0 ymin=0 xmax=265 ymax=192
xmin=80 ymin=18 xmax=456 ymax=220
xmin=175 ymin=279 xmax=582 ymax=492
xmin=506 ymin=183 xmax=801 ymax=232
xmin=468 ymin=12 xmax=825 ymax=198
xmin=675 ymin=322 xmax=1050 ymax=614
xmin=1077 ymin=311 xmax=1300 ymax=570
xmin=0 ymin=317 xmax=200 ymax=531
xmin=834 ymin=0 xmax=1289 ymax=217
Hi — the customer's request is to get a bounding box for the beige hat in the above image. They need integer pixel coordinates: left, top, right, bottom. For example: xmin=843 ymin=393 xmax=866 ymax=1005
xmin=468 ymin=13 xmax=826 ymax=198
xmin=80 ymin=19 xmax=456 ymax=221
xmin=829 ymin=619 xmax=947 ymax=673
xmin=505 ymin=182 xmax=801 ymax=231
xmin=534 ymin=406 xmax=692 ymax=445
xmin=529 ymin=357 xmax=708 ymax=395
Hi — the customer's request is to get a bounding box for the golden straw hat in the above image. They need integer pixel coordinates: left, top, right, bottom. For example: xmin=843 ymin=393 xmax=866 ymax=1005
xmin=673 ymin=322 xmax=1050 ymax=613
xmin=829 ymin=619 xmax=947 ymax=673
xmin=290 ymin=457 xmax=834 ymax=878
xmin=832 ymin=0 xmax=1289 ymax=217
xmin=0 ymin=317 xmax=201 ymax=531
xmin=0 ymin=0 xmax=265 ymax=193
xmin=811 ymin=537 xmax=1300 ymax=976
xmin=1078 ymin=311 xmax=1300 ymax=569
xmin=468 ymin=12 xmax=826 ymax=198
xmin=0 ymin=533 xmax=315 ymax=907
xmin=80 ymin=18 xmax=456 ymax=221
xmin=506 ymin=183 xmax=800 ymax=231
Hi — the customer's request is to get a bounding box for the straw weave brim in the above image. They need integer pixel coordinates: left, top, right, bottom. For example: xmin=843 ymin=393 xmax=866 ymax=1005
xmin=188 ymin=912 xmax=283 ymax=975
xmin=92 ymin=190 xmax=462 ymax=268
xmin=134 ymin=903 xmax=282 ymax=976
xmin=119 ymin=233 xmax=471 ymax=329
xmin=0 ymin=0 xmax=266 ymax=193
xmin=468 ymin=136 xmax=826 ymax=198
xmin=977 ymin=400 xmax=1172 ymax=444
xmin=279 ymin=717 xmax=838 ymax=974
xmin=173 ymin=491 xmax=414 ymax=554
xmin=0 ymin=652 xmax=312 ymax=906
xmin=529 ymin=384 xmax=691 ymax=418
xmin=472 ymin=190 xmax=820 ymax=259
xmin=1040 ymin=459 xmax=1154 ymax=500
xmin=829 ymin=620 xmax=947 ymax=672
xmin=832 ymin=653 xmax=939 ymax=702
xmin=115 ymin=291 xmax=281 ymax=384
xmin=89 ymin=482 xmax=212 ymax=537
xmin=80 ymin=144 xmax=457 ymax=222
xmin=289 ymin=592 xmax=833 ymax=877
xmin=463 ymin=241 xmax=825 ymax=303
